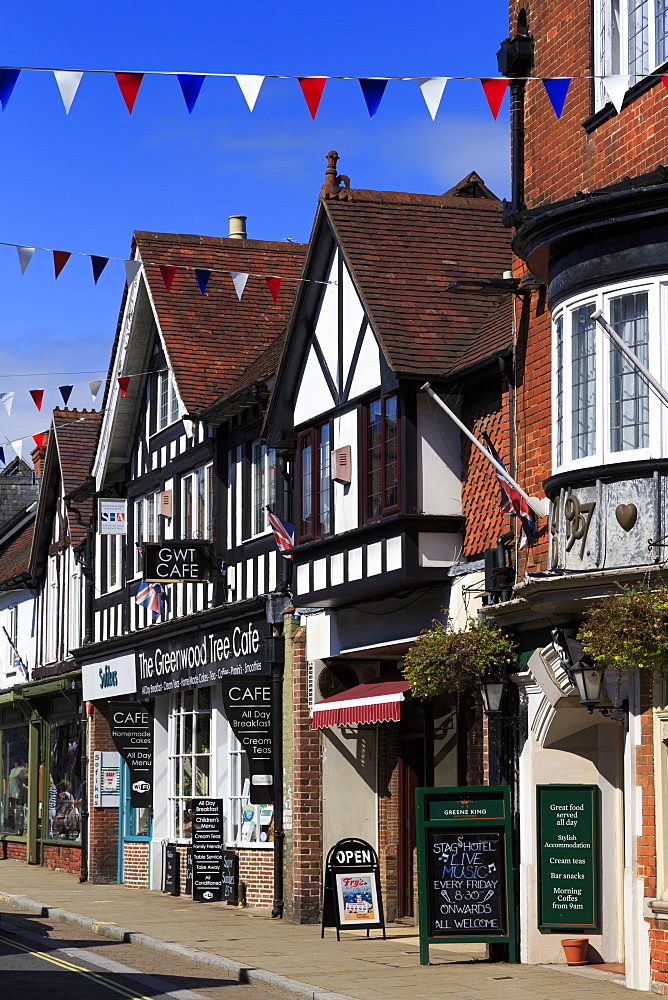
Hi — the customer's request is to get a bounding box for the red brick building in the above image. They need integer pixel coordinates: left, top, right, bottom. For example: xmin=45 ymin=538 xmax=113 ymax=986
xmin=484 ymin=0 xmax=668 ymax=987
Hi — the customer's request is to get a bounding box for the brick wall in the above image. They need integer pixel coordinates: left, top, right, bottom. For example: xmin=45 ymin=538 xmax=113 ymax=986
xmin=123 ymin=841 xmax=149 ymax=888
xmin=378 ymin=726 xmax=399 ymax=922
xmin=238 ymin=848 xmax=274 ymax=908
xmin=1 ymin=840 xmax=27 ymax=861
xmin=88 ymin=703 xmax=119 ymax=884
xmin=462 ymin=381 xmax=511 ymax=558
xmin=283 ymin=614 xmax=323 ymax=922
xmin=510 ymin=1 xmax=668 ymax=210
xmin=42 ymin=843 xmax=81 ymax=875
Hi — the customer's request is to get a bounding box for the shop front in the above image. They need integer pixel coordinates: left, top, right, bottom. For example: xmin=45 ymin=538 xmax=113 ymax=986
xmin=79 ymin=604 xmax=283 ymax=903
xmin=0 ymin=677 xmax=84 ymax=874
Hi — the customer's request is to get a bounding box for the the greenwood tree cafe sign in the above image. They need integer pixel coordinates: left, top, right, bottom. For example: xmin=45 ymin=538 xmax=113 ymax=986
xmin=142 ymin=541 xmax=211 ymax=582
xmin=537 ymin=784 xmax=599 ymax=930
xmin=415 ymin=786 xmax=516 ymax=966
xmin=135 ymin=619 xmax=272 ymax=698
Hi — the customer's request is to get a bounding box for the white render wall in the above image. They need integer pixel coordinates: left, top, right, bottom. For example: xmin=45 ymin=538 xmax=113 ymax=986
xmin=417 ymin=393 xmax=462 ymax=517
xmin=0 ymin=589 xmax=36 ymax=689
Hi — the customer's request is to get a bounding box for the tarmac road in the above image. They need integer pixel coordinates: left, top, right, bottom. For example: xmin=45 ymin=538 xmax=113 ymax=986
xmin=0 ymin=906 xmax=284 ymax=1000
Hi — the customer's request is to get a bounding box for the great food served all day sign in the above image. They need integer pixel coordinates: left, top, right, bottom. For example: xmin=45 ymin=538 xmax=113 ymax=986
xmin=135 ymin=619 xmax=272 ymax=697
xmin=537 ymin=784 xmax=599 ymax=929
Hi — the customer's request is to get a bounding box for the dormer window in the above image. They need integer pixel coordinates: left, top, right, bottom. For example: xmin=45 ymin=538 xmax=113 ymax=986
xmin=157 ymin=369 xmax=180 ymax=431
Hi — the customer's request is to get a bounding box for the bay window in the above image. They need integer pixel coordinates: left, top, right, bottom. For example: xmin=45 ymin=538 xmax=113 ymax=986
xmin=364 ymin=394 xmax=399 ymax=522
xmin=595 ymin=0 xmax=668 ymax=108
xmin=297 ymin=424 xmax=331 ymax=541
xmin=553 ymin=277 xmax=662 ymax=471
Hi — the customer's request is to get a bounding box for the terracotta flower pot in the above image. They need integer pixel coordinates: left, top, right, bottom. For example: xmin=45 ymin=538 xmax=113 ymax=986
xmin=561 ymin=938 xmax=589 ymax=965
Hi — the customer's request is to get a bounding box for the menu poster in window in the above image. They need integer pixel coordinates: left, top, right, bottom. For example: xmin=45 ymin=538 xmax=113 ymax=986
xmin=221 ymin=682 xmax=273 ymax=804
xmin=425 ymin=828 xmax=507 ymax=938
xmin=192 ymin=798 xmax=224 ymax=902
xmin=108 ymin=702 xmax=154 ymax=807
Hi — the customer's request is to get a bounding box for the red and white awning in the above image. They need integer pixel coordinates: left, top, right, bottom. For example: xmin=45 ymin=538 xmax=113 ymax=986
xmin=311 ymin=679 xmax=411 ymax=729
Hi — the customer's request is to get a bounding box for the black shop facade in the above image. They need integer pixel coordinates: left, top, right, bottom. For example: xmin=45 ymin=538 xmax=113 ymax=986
xmin=77 ymin=600 xmax=282 ymax=905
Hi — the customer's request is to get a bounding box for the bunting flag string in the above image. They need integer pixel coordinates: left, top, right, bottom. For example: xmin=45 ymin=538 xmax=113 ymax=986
xmin=2 ymin=63 xmax=666 ymax=120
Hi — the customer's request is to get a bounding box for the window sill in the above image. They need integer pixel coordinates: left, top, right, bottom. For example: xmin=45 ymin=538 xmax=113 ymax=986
xmin=583 ymin=66 xmax=668 ymax=134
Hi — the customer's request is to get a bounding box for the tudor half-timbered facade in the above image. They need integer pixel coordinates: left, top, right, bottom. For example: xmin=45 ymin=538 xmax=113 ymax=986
xmin=265 ymin=165 xmax=514 ymax=922
xmin=76 ymin=227 xmax=307 ymax=896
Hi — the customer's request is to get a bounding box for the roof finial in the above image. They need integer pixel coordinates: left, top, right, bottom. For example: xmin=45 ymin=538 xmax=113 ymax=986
xmin=320 ymin=150 xmax=352 ymax=201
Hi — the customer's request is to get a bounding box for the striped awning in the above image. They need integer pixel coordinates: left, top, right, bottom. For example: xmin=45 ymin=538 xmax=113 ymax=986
xmin=311 ymin=679 xmax=410 ymax=729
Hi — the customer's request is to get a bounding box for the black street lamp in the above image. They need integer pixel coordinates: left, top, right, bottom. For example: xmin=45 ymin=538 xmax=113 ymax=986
xmin=480 ymin=676 xmax=507 ymax=718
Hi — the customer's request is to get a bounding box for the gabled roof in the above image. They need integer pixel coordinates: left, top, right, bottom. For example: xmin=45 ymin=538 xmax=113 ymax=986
xmin=133 ymin=232 xmax=308 ymax=413
xmin=28 ymin=409 xmax=102 ymax=581
xmin=0 ymin=507 xmax=36 ymax=589
xmin=320 ymin=185 xmax=511 ymax=377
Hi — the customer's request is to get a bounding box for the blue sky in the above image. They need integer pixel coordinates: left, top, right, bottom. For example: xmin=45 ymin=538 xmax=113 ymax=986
xmin=0 ymin=0 xmax=510 ymax=455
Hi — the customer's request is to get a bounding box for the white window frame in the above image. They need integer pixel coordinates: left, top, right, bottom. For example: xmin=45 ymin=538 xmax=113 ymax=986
xmin=105 ymin=534 xmax=123 ymax=593
xmin=45 ymin=556 xmax=58 ymax=664
xmin=594 ymin=0 xmax=668 ymax=109
xmin=552 ymin=274 xmax=667 ymax=474
xmin=133 ymin=492 xmax=161 ymax=578
xmin=181 ymin=463 xmax=213 ymax=541
xmin=167 ymin=687 xmax=213 ymax=842
xmin=155 ymin=369 xmax=180 ymax=433
xmin=5 ymin=604 xmax=18 ymax=677
xmin=227 ymin=732 xmax=274 ymax=849
xmin=248 ymin=441 xmax=277 ymax=539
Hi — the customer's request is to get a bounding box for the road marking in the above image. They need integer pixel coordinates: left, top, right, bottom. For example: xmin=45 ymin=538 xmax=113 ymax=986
xmin=0 ymin=932 xmax=154 ymax=1000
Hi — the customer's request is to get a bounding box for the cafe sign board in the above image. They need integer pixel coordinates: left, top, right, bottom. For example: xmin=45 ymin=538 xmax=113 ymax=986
xmin=537 ymin=784 xmax=599 ymax=930
xmin=415 ymin=786 xmax=516 ymax=967
xmin=142 ymin=541 xmax=211 ymax=583
xmin=135 ymin=619 xmax=272 ymax=698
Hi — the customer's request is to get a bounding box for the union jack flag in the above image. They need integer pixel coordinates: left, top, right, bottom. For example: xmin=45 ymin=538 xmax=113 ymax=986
xmin=3 ymin=626 xmax=28 ymax=679
xmin=135 ymin=581 xmax=163 ymax=619
xmin=483 ymin=435 xmax=536 ymax=549
xmin=266 ymin=508 xmax=294 ymax=561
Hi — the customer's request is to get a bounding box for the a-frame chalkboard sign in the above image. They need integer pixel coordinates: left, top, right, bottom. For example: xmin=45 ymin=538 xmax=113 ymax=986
xmin=321 ymin=838 xmax=386 ymax=940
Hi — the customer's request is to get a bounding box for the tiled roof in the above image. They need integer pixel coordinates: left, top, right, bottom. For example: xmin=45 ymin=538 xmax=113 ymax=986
xmin=323 ymin=188 xmax=511 ymax=377
xmin=133 ymin=233 xmax=308 ymax=412
xmin=450 ymin=297 xmax=513 ymax=375
xmin=52 ymin=409 xmax=101 ymax=546
xmin=224 ymin=333 xmax=286 ymax=399
xmin=0 ymin=515 xmax=34 ymax=585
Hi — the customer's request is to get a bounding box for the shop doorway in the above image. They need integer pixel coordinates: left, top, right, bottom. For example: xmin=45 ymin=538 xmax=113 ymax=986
xmin=397 ymin=733 xmax=423 ymax=919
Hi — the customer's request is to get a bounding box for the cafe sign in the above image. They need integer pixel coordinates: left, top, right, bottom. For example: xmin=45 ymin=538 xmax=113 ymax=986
xmin=135 ymin=619 xmax=272 ymax=698
xmin=142 ymin=541 xmax=211 ymax=582
xmin=537 ymin=784 xmax=599 ymax=930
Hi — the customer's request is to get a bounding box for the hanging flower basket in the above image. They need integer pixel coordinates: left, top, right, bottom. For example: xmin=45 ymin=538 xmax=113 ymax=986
xmin=577 ymin=584 xmax=668 ymax=677
xmin=401 ymin=617 xmax=517 ymax=700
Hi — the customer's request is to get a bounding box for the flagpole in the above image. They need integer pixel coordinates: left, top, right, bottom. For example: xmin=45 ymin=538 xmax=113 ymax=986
xmin=420 ymin=382 xmax=548 ymax=519
xmin=590 ymin=309 xmax=668 ymax=409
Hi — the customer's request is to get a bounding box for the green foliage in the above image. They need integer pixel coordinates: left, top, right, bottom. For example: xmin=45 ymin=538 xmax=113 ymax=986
xmin=401 ymin=617 xmax=517 ymax=700
xmin=577 ymin=584 xmax=668 ymax=676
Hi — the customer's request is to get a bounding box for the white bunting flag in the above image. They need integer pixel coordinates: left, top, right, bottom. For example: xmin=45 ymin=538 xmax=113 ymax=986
xmin=602 ymin=75 xmax=629 ymax=113
xmin=236 ymin=75 xmax=264 ymax=111
xmin=54 ymin=70 xmax=84 ymax=114
xmin=418 ymin=77 xmax=448 ymax=120
xmin=124 ymin=260 xmax=142 ymax=287
xmin=230 ymin=272 xmax=249 ymax=301
xmin=11 ymin=439 xmax=23 ymax=461
xmin=17 ymin=246 xmax=35 ymax=275
xmin=0 ymin=393 xmax=14 ymax=416
xmin=88 ymin=380 xmax=102 ymax=403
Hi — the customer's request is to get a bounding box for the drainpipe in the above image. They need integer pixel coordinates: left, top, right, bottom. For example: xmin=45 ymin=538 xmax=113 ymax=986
xmin=79 ymin=707 xmax=89 ymax=882
xmin=497 ymin=27 xmax=534 ymax=227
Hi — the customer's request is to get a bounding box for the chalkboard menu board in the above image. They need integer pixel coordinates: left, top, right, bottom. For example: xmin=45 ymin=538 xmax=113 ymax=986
xmin=425 ymin=828 xmax=507 ymax=937
xmin=163 ymin=844 xmax=180 ymax=896
xmin=415 ymin=786 xmax=516 ymax=967
xmin=185 ymin=847 xmax=193 ymax=896
xmin=537 ymin=784 xmax=598 ymax=930
xmin=192 ymin=798 xmax=224 ymax=902
xmin=222 ymin=850 xmax=238 ymax=902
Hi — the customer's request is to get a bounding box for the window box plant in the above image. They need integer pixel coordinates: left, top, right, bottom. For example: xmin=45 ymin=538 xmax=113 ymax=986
xmin=577 ymin=584 xmax=668 ymax=677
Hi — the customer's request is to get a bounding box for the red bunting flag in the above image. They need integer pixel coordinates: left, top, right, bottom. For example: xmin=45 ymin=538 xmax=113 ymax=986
xmin=265 ymin=276 xmax=282 ymax=303
xmin=53 ymin=251 xmax=71 ymax=278
xmin=118 ymin=376 xmax=131 ymax=397
xmin=159 ymin=265 xmax=177 ymax=291
xmin=32 ymin=431 xmax=48 ymax=452
xmin=298 ymin=77 xmax=327 ymax=119
xmin=29 ymin=389 xmax=44 ymax=411
xmin=481 ymin=78 xmax=509 ymax=120
xmin=115 ymin=72 xmax=144 ymax=113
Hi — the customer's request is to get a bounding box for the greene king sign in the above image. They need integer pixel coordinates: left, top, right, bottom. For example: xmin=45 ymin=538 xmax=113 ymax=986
xmin=135 ymin=619 xmax=272 ymax=697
